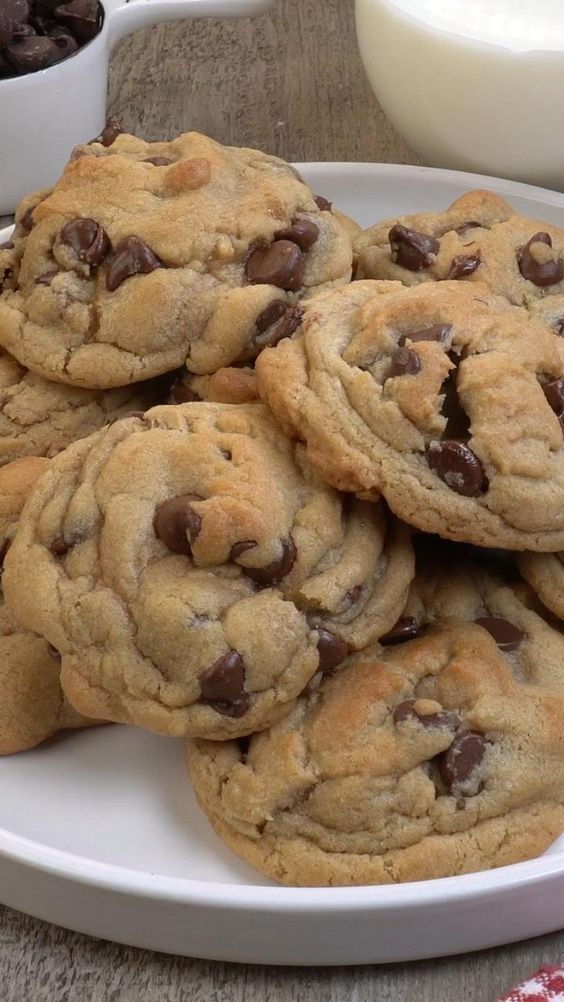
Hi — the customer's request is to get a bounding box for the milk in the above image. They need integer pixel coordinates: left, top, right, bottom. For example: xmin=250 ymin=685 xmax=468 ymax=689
xmin=355 ymin=0 xmax=564 ymax=188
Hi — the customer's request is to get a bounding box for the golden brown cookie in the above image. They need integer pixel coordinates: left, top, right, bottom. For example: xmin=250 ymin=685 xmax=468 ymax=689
xmin=354 ymin=190 xmax=564 ymax=328
xmin=0 ymin=132 xmax=352 ymax=389
xmin=256 ymin=280 xmax=564 ymax=550
xmin=0 ymin=458 xmax=93 ymax=754
xmin=187 ymin=620 xmax=564 ymax=885
xmin=0 ymin=350 xmax=158 ymax=465
xmin=4 ymin=402 xmax=414 ymax=740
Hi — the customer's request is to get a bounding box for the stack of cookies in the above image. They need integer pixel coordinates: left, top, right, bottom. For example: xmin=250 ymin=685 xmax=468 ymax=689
xmin=2 ymin=129 xmax=564 ymax=887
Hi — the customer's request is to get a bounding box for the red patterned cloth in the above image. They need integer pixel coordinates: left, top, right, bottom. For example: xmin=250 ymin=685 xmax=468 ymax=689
xmin=499 ymin=967 xmax=564 ymax=1001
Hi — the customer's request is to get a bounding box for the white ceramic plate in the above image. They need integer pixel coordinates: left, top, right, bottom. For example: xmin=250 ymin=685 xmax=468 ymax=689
xmin=3 ymin=162 xmax=564 ymax=966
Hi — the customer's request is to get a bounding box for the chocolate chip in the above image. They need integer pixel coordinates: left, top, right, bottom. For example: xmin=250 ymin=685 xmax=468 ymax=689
xmin=316 ymin=630 xmax=349 ymax=674
xmin=20 ymin=207 xmax=35 ymax=232
xmin=106 ymin=236 xmax=161 ymax=292
xmin=274 ymin=219 xmax=319 ymax=252
xmin=255 ymin=303 xmax=304 ymax=349
xmin=91 ymin=117 xmax=122 ymax=148
xmin=389 ymin=224 xmax=439 ymax=271
xmin=543 ymin=379 xmax=564 ymax=420
xmin=168 ymin=378 xmax=200 ymax=404
xmin=255 ymin=299 xmax=287 ymax=337
xmin=314 ymin=194 xmax=332 ymax=212
xmin=455 ymin=221 xmax=481 ymax=236
xmin=35 ymin=270 xmax=57 ymax=285
xmin=0 ymin=241 xmax=15 ymax=250
xmin=475 ymin=616 xmax=525 ymax=652
xmin=393 ymin=699 xmax=460 ymax=731
xmin=6 ymin=34 xmax=61 ymax=73
xmin=144 ymin=157 xmax=172 ymax=166
xmin=438 ymin=732 xmax=489 ymax=797
xmin=245 ymin=241 xmax=305 ymax=292
xmin=389 ymin=346 xmax=421 ymax=377
xmin=54 ymin=0 xmax=99 ymax=42
xmin=380 ymin=616 xmax=421 ymax=645
xmin=153 ymin=495 xmax=202 ymax=556
xmin=199 ymin=651 xmax=250 ymax=718
xmin=61 ymin=217 xmax=111 ymax=268
xmin=399 ymin=324 xmax=452 ymax=346
xmin=242 ymin=536 xmax=297 ymax=586
xmin=518 ymin=232 xmax=564 ymax=287
xmin=47 ymin=644 xmax=61 ymax=662
xmin=447 ymin=253 xmax=481 ymax=280
xmin=50 ymin=536 xmax=70 ymax=556
xmin=51 ymin=30 xmax=77 ymax=58
xmin=426 ymin=440 xmax=488 ymax=497
xmin=230 ymin=540 xmax=257 ymax=561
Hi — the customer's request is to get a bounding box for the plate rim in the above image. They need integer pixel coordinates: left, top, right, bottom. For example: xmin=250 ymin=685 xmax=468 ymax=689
xmin=2 ymin=159 xmax=564 ymax=914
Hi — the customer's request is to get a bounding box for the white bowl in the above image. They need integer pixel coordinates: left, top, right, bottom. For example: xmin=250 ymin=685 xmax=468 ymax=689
xmin=2 ymin=160 xmax=564 ymax=968
xmin=0 ymin=0 xmax=274 ymax=214
xmin=355 ymin=0 xmax=564 ymax=190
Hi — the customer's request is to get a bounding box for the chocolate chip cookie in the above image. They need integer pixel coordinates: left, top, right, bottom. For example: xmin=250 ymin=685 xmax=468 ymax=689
xmin=0 ymin=458 xmax=92 ymax=754
xmin=4 ymin=402 xmax=414 ymax=740
xmin=187 ymin=620 xmax=564 ymax=885
xmin=0 ymin=350 xmax=158 ymax=465
xmin=256 ymin=279 xmax=564 ymax=550
xmin=0 ymin=132 xmax=352 ymax=389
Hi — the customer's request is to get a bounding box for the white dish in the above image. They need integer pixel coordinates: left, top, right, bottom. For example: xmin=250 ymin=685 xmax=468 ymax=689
xmin=2 ymin=162 xmax=564 ymax=966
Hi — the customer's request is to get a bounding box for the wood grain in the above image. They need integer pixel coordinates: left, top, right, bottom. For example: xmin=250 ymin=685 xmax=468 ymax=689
xmin=1 ymin=0 xmax=563 ymax=995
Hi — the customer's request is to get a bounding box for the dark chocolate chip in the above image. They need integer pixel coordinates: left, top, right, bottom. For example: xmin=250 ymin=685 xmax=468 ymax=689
xmin=389 ymin=346 xmax=421 ymax=377
xmin=6 ymin=34 xmax=61 ymax=73
xmin=61 ymin=217 xmax=111 ymax=267
xmin=426 ymin=440 xmax=488 ymax=497
xmin=230 ymin=540 xmax=257 ymax=561
xmin=50 ymin=536 xmax=70 ymax=556
xmin=255 ymin=303 xmax=304 ymax=349
xmin=447 ymin=253 xmax=481 ymax=280
xmin=153 ymin=495 xmax=202 ymax=556
xmin=455 ymin=221 xmax=482 ymax=236
xmin=54 ymin=0 xmax=99 ymax=43
xmin=543 ymin=379 xmax=564 ymax=419
xmin=35 ymin=270 xmax=57 ymax=285
xmin=393 ymin=699 xmax=460 ymax=731
xmin=91 ymin=117 xmax=122 ymax=148
xmin=245 ymin=240 xmax=305 ymax=292
xmin=275 ymin=219 xmax=319 ymax=252
xmin=168 ymin=378 xmax=200 ymax=404
xmin=314 ymin=194 xmax=332 ymax=212
xmin=380 ymin=616 xmax=421 ymax=645
xmin=199 ymin=650 xmax=250 ymax=718
xmin=255 ymin=299 xmax=287 ymax=337
xmin=0 ymin=241 xmax=15 ymax=250
xmin=143 ymin=157 xmax=172 ymax=166
xmin=106 ymin=236 xmax=161 ymax=292
xmin=47 ymin=644 xmax=61 ymax=661
xmin=243 ymin=536 xmax=297 ymax=586
xmin=399 ymin=324 xmax=452 ymax=346
xmin=389 ymin=224 xmax=439 ymax=271
xmin=438 ymin=732 xmax=489 ymax=797
xmin=316 ymin=630 xmax=349 ymax=674
xmin=475 ymin=616 xmax=525 ymax=652
xmin=51 ymin=30 xmax=77 ymax=58
xmin=518 ymin=232 xmax=564 ymax=287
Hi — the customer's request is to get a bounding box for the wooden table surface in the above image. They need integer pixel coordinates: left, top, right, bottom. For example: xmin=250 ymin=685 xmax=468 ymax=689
xmin=2 ymin=1 xmax=563 ymax=998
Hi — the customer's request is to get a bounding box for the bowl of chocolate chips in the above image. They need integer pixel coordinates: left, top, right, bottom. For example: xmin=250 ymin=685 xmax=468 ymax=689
xmin=0 ymin=0 xmax=274 ymax=214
